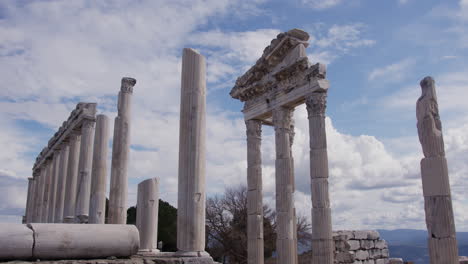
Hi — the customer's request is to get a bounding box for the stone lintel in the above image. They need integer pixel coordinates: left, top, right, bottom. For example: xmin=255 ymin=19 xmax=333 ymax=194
xmin=33 ymin=103 xmax=97 ymax=170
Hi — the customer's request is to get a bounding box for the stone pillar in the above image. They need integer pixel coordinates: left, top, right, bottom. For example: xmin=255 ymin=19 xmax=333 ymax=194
xmin=109 ymin=77 xmax=136 ymax=224
xmin=136 ymin=178 xmax=160 ymax=254
xmin=306 ymin=92 xmax=334 ymax=264
xmin=32 ymin=168 xmax=44 ymax=223
xmin=37 ymin=164 xmax=49 ymax=223
xmin=75 ymin=119 xmax=95 ymax=223
xmin=25 ymin=177 xmax=35 ymax=223
xmin=176 ymin=48 xmax=207 ymax=256
xmin=89 ymin=115 xmax=110 ymax=224
xmin=48 ymin=150 xmax=61 ymax=223
xmin=416 ymin=76 xmax=459 ymax=264
xmin=63 ymin=132 xmax=81 ymax=223
xmin=272 ymin=107 xmax=297 ymax=264
xmin=54 ymin=143 xmax=69 ymax=223
xmin=246 ymin=119 xmax=264 ymax=264
xmin=41 ymin=159 xmax=53 ymax=223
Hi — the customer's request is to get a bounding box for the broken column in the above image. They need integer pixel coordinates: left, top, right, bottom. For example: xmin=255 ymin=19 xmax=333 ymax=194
xmin=136 ymin=178 xmax=160 ymax=254
xmin=176 ymin=48 xmax=208 ymax=256
xmin=246 ymin=119 xmax=264 ymax=264
xmin=416 ymin=76 xmax=459 ymax=264
xmin=63 ymin=132 xmax=81 ymax=223
xmin=89 ymin=114 xmax=110 ymax=224
xmin=273 ymin=107 xmax=297 ymax=264
xmin=75 ymin=119 xmax=96 ymax=223
xmin=306 ymin=92 xmax=334 ymax=264
xmin=109 ymin=77 xmax=136 ymax=224
xmin=54 ymin=142 xmax=69 ymax=223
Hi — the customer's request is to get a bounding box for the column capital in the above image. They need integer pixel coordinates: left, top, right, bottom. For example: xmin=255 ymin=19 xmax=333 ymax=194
xmin=121 ymin=77 xmax=137 ymax=93
xmin=82 ymin=119 xmax=95 ymax=129
xmin=272 ymin=107 xmax=294 ymax=129
xmin=245 ymin=119 xmax=262 ymax=138
xmin=306 ymin=92 xmax=327 ymax=117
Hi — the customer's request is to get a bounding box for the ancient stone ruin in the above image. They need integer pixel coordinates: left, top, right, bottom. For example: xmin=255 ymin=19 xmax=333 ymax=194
xmin=5 ymin=29 xmax=468 ymax=264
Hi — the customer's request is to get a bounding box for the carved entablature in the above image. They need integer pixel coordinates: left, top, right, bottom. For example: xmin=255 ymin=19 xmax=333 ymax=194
xmin=230 ymin=28 xmax=329 ymax=121
xmin=33 ymin=102 xmax=97 ymax=170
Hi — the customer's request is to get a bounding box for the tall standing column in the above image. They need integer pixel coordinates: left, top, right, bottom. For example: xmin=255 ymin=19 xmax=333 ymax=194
xmin=246 ymin=119 xmax=264 ymax=264
xmin=136 ymin=178 xmax=160 ymax=254
xmin=416 ymin=76 xmax=459 ymax=264
xmin=109 ymin=77 xmax=136 ymax=224
xmin=75 ymin=119 xmax=96 ymax=223
xmin=63 ymin=132 xmax=81 ymax=223
xmin=33 ymin=168 xmax=44 ymax=223
xmin=272 ymin=107 xmax=297 ymax=264
xmin=25 ymin=177 xmax=35 ymax=223
xmin=176 ymin=48 xmax=207 ymax=256
xmin=48 ymin=150 xmax=61 ymax=222
xmin=41 ymin=160 xmax=53 ymax=222
xmin=54 ymin=143 xmax=69 ymax=223
xmin=89 ymin=115 xmax=110 ymax=224
xmin=306 ymin=92 xmax=333 ymax=264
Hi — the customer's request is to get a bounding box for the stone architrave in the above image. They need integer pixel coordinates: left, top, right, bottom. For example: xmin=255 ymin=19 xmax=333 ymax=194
xmin=89 ymin=114 xmax=110 ymax=224
xmin=41 ymin=159 xmax=53 ymax=223
xmin=75 ymin=119 xmax=96 ymax=223
xmin=416 ymin=76 xmax=459 ymax=264
xmin=63 ymin=132 xmax=81 ymax=223
xmin=176 ymin=48 xmax=208 ymax=257
xmin=25 ymin=177 xmax=35 ymax=223
xmin=47 ymin=151 xmax=61 ymax=223
xmin=273 ymin=107 xmax=297 ymax=264
xmin=306 ymin=92 xmax=333 ymax=264
xmin=54 ymin=143 xmax=70 ymax=223
xmin=136 ymin=178 xmax=160 ymax=254
xmin=108 ymin=77 xmax=136 ymax=224
xmin=246 ymin=119 xmax=264 ymax=264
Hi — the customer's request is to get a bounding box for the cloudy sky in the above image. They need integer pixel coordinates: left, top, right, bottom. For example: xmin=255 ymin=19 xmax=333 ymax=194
xmin=1 ymin=0 xmax=467 ymax=231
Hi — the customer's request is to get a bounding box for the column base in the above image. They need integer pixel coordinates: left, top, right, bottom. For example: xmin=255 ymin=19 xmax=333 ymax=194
xmin=63 ymin=216 xmax=75 ymax=223
xmin=137 ymin=249 xmax=160 ymax=256
xmin=174 ymin=250 xmax=211 ymax=257
xmin=76 ymin=214 xmax=88 ymax=224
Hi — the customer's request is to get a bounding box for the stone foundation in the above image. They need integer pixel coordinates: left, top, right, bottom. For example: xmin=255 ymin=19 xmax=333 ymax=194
xmin=0 ymin=256 xmax=220 ymax=264
xmin=333 ymin=230 xmax=398 ymax=264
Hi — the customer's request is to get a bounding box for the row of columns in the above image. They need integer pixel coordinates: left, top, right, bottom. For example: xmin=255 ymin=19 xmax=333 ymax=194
xmin=25 ymin=78 xmax=135 ymax=225
xmin=245 ymin=92 xmax=332 ymax=264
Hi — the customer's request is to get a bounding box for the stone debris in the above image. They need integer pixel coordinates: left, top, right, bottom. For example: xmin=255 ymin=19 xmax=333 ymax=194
xmin=333 ymin=230 xmax=398 ymax=264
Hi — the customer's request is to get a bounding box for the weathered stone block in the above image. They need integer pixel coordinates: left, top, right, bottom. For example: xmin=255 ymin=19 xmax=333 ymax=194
xmin=360 ymin=240 xmax=374 ymax=249
xmin=374 ymin=239 xmax=387 ymax=249
xmin=355 ymin=250 xmax=369 ymax=260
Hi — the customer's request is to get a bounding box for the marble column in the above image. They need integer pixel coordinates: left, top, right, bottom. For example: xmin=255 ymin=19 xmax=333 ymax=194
xmin=246 ymin=119 xmax=264 ymax=264
xmin=89 ymin=114 xmax=110 ymax=224
xmin=272 ymin=107 xmax=297 ymax=264
xmin=25 ymin=177 xmax=35 ymax=223
xmin=306 ymin=92 xmax=333 ymax=264
xmin=176 ymin=48 xmax=207 ymax=256
xmin=416 ymin=76 xmax=459 ymax=264
xmin=32 ymin=168 xmax=44 ymax=223
xmin=48 ymin=150 xmax=61 ymax=223
xmin=41 ymin=160 xmax=53 ymax=223
xmin=136 ymin=178 xmax=160 ymax=254
xmin=75 ymin=119 xmax=96 ymax=223
xmin=63 ymin=132 xmax=81 ymax=223
xmin=109 ymin=77 xmax=136 ymax=224
xmin=54 ymin=142 xmax=69 ymax=223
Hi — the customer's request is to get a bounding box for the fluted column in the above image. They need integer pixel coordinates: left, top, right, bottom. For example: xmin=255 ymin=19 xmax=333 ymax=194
xmin=32 ymin=168 xmax=44 ymax=223
xmin=416 ymin=76 xmax=459 ymax=264
xmin=75 ymin=119 xmax=95 ymax=223
xmin=272 ymin=107 xmax=297 ymax=264
xmin=109 ymin=77 xmax=136 ymax=224
xmin=137 ymin=178 xmax=160 ymax=253
xmin=25 ymin=177 xmax=35 ymax=223
xmin=63 ymin=132 xmax=81 ymax=223
xmin=306 ymin=92 xmax=333 ymax=264
xmin=246 ymin=119 xmax=264 ymax=264
xmin=54 ymin=142 xmax=69 ymax=223
xmin=89 ymin=115 xmax=110 ymax=224
xmin=48 ymin=150 xmax=61 ymax=222
xmin=176 ymin=48 xmax=207 ymax=256
xmin=41 ymin=159 xmax=53 ymax=223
